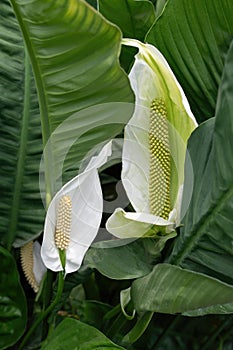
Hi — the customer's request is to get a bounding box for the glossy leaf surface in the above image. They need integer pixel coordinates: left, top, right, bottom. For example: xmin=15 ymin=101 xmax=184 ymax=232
xmin=10 ymin=0 xmax=134 ymax=198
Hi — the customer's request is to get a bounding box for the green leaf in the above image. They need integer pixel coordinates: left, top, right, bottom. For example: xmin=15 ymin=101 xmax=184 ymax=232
xmin=183 ymin=303 xmax=233 ymax=317
xmin=120 ymin=287 xmax=135 ymax=320
xmin=147 ymin=0 xmax=233 ymax=123
xmin=86 ymin=0 xmax=97 ymax=9
xmin=41 ymin=318 xmax=126 ymax=350
xmin=131 ymin=264 xmax=233 ymax=314
xmin=0 ymin=247 xmax=27 ymax=349
xmin=76 ymin=300 xmax=112 ymax=329
xmin=84 ymin=239 xmax=154 ymax=279
xmin=10 ymin=0 xmax=134 ymax=201
xmin=99 ymin=0 xmax=156 ymax=72
xmin=99 ymin=0 xmax=155 ymax=41
xmin=0 ymin=0 xmax=44 ymax=249
xmin=154 ymin=0 xmax=167 ymax=17
xmin=169 ymin=40 xmax=233 ymax=285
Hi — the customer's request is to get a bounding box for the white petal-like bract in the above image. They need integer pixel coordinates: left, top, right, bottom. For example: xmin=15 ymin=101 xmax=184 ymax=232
xmin=41 ymin=141 xmax=112 ymax=274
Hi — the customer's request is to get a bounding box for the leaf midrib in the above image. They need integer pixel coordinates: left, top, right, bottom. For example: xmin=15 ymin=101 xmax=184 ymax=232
xmin=7 ymin=48 xmax=31 ymax=250
xmin=10 ymin=0 xmax=54 ymax=207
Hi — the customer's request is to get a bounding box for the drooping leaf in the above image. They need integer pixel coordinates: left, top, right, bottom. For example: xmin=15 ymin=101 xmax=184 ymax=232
xmin=131 ymin=264 xmax=233 ymax=314
xmin=147 ymin=0 xmax=233 ymax=123
xmin=10 ymin=0 xmax=134 ymax=201
xmin=0 ymin=247 xmax=27 ymax=349
xmin=0 ymin=0 xmax=44 ymax=248
xmin=169 ymin=41 xmax=233 ymax=285
xmin=41 ymin=318 xmax=126 ymax=350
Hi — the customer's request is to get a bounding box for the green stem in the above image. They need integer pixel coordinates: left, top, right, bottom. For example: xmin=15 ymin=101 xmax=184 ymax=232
xmin=105 ymin=310 xmax=129 ymax=339
xmin=19 ymin=271 xmax=64 ymax=350
xmin=7 ymin=47 xmax=31 ymax=250
xmin=41 ymin=270 xmax=54 ymax=339
xmin=83 ymin=273 xmax=100 ymax=300
xmin=122 ymin=311 xmax=154 ymax=346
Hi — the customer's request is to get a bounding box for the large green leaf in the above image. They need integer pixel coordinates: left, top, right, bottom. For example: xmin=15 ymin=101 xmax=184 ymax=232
xmin=131 ymin=264 xmax=233 ymax=314
xmin=98 ymin=0 xmax=156 ymax=71
xmin=10 ymin=0 xmax=134 ymax=201
xmin=99 ymin=0 xmax=155 ymax=41
xmin=84 ymin=239 xmax=153 ymax=280
xmin=147 ymin=0 xmax=233 ymax=123
xmin=0 ymin=247 xmax=27 ymax=349
xmin=41 ymin=318 xmax=126 ymax=350
xmin=169 ymin=41 xmax=233 ymax=285
xmin=0 ymin=0 xmax=44 ymax=248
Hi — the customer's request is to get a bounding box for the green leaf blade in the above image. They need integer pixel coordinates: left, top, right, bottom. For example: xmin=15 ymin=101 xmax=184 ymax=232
xmin=99 ymin=0 xmax=156 ymax=41
xmin=0 ymin=0 xmax=44 ymax=248
xmin=41 ymin=318 xmax=126 ymax=350
xmin=99 ymin=0 xmax=156 ymax=71
xmin=170 ymin=41 xmax=233 ymax=284
xmin=147 ymin=0 xmax=233 ymax=122
xmin=84 ymin=239 xmax=153 ymax=280
xmin=10 ymin=0 xmax=134 ymax=198
xmin=0 ymin=247 xmax=27 ymax=349
xmin=131 ymin=264 xmax=233 ymax=314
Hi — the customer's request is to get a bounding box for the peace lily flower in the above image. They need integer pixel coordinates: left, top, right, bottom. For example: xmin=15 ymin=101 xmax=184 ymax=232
xmin=41 ymin=141 xmax=112 ymax=274
xmin=106 ymin=39 xmax=197 ymax=239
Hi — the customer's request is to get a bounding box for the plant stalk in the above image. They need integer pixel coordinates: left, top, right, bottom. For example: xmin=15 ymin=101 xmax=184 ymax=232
xmin=19 ymin=271 xmax=64 ymax=350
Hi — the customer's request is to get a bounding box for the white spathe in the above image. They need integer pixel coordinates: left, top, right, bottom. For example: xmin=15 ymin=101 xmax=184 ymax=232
xmin=41 ymin=141 xmax=112 ymax=274
xmin=106 ymin=39 xmax=197 ymax=239
xmin=33 ymin=241 xmax=47 ymax=286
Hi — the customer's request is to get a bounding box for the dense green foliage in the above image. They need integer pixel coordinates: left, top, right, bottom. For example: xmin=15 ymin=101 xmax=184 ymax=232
xmin=0 ymin=0 xmax=233 ymax=349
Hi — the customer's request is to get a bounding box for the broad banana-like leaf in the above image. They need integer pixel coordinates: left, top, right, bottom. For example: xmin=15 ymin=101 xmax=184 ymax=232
xmin=170 ymin=41 xmax=233 ymax=285
xmin=0 ymin=0 xmax=44 ymax=249
xmin=1 ymin=0 xmax=134 ymax=247
xmin=10 ymin=0 xmax=134 ymax=203
xmin=147 ymin=0 xmax=233 ymax=123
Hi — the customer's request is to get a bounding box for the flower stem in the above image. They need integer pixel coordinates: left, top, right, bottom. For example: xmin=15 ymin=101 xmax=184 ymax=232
xmin=41 ymin=269 xmax=54 ymax=339
xmin=122 ymin=311 xmax=154 ymax=346
xmin=19 ymin=271 xmax=64 ymax=349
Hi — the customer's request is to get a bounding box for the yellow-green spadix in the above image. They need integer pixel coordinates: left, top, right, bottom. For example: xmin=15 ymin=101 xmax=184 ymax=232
xmin=41 ymin=141 xmax=112 ymax=274
xmin=106 ymin=39 xmax=197 ymax=239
